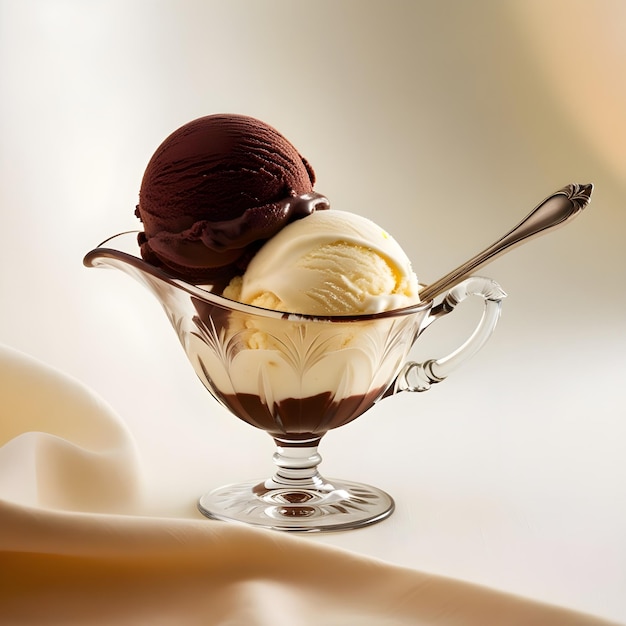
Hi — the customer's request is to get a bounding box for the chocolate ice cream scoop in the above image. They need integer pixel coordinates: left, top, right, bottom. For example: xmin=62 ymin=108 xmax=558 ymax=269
xmin=135 ymin=114 xmax=329 ymax=286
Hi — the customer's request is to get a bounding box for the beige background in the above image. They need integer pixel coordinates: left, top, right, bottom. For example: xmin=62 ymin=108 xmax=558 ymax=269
xmin=1 ymin=1 xmax=625 ymax=622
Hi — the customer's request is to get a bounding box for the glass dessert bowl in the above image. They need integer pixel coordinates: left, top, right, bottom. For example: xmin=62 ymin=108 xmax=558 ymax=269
xmin=84 ymin=233 xmax=505 ymax=532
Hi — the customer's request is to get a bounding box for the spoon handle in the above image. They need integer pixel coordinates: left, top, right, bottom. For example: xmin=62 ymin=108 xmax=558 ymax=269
xmin=419 ymin=183 xmax=593 ymax=302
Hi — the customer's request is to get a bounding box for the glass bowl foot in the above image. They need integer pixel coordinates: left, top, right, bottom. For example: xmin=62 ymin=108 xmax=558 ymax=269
xmin=198 ymin=478 xmax=395 ymax=532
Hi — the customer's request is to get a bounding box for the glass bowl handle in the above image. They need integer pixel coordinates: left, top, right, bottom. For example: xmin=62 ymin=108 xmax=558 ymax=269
xmin=391 ymin=276 xmax=506 ymax=394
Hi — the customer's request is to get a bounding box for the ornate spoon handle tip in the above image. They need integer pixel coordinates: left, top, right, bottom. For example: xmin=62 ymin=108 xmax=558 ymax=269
xmin=419 ymin=183 xmax=593 ymax=302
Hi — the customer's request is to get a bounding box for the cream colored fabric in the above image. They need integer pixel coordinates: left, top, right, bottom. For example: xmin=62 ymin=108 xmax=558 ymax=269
xmin=0 ymin=344 xmax=618 ymax=625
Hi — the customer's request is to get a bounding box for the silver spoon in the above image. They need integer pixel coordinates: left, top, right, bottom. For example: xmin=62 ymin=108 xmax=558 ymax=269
xmin=419 ymin=183 xmax=593 ymax=302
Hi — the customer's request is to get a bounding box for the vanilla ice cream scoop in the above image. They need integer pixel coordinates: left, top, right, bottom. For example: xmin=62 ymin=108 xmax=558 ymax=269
xmin=223 ymin=210 xmax=419 ymax=315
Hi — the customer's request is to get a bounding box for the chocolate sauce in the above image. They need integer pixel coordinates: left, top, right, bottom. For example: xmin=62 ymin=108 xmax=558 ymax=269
xmin=216 ymin=386 xmax=387 ymax=440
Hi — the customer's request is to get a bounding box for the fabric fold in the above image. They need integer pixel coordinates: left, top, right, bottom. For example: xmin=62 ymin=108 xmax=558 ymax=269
xmin=0 ymin=344 xmax=619 ymax=625
xmin=0 ymin=344 xmax=141 ymax=513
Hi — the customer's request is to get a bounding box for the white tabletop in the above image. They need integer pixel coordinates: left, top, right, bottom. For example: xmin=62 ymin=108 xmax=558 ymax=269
xmin=1 ymin=1 xmax=625 ymax=623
